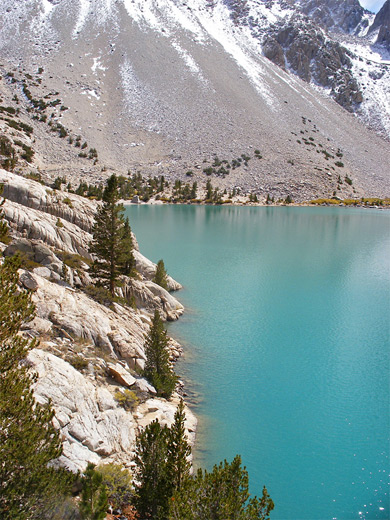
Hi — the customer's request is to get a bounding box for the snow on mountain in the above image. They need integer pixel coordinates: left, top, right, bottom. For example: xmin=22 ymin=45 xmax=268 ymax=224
xmin=0 ymin=0 xmax=389 ymax=199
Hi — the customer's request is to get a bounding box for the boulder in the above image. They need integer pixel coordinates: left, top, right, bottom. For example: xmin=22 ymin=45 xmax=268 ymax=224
xmin=107 ymin=363 xmax=137 ymax=388
xmin=33 ymin=266 xmax=52 ymax=279
xmin=19 ymin=270 xmax=39 ymax=291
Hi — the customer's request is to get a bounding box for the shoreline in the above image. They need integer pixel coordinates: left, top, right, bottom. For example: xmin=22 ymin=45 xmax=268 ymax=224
xmin=122 ymin=197 xmax=390 ymax=210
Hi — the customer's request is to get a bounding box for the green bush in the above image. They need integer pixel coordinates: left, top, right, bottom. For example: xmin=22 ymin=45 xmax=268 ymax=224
xmin=83 ymin=285 xmax=114 ymax=306
xmin=97 ymin=463 xmax=133 ymax=509
xmin=114 ymin=389 xmax=139 ymax=411
xmin=66 ymin=355 xmax=88 ymax=371
xmin=56 ymin=251 xmax=89 ymax=269
xmin=62 ymin=197 xmax=73 ymax=207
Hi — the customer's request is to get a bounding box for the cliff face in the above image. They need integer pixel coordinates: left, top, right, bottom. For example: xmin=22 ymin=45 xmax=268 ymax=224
xmin=369 ymin=0 xmax=390 ymax=49
xmin=0 ymin=169 xmax=195 ymax=473
xmin=297 ymin=0 xmax=367 ymax=34
xmin=262 ymin=17 xmax=363 ymax=111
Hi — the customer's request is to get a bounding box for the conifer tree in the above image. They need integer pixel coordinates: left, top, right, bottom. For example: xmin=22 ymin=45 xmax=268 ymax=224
xmin=144 ymin=310 xmax=177 ymax=398
xmin=133 ymin=420 xmax=171 ymax=520
xmin=0 ymin=184 xmax=10 ymax=244
xmin=190 ymin=181 xmax=197 ymax=200
xmin=153 ymin=259 xmax=168 ymax=290
xmin=167 ymin=399 xmax=191 ymax=493
xmin=0 ymin=255 xmax=72 ymax=519
xmin=168 ymin=455 xmax=274 ymax=520
xmin=79 ymin=463 xmax=108 ymax=520
xmin=120 ymin=217 xmax=136 ymax=276
xmin=90 ymin=174 xmax=135 ymax=296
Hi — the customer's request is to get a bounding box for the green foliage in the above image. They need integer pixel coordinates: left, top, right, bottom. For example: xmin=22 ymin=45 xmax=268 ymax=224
xmin=66 ymin=354 xmax=88 ymax=371
xmin=97 ymin=463 xmax=133 ymax=509
xmin=144 ymin=310 xmax=177 ymax=398
xmin=0 ymin=255 xmax=73 ymax=519
xmin=56 ymin=250 xmax=89 ymax=270
xmin=0 ymin=135 xmax=17 ymax=171
xmin=5 ymin=117 xmax=33 ymax=136
xmin=0 ymin=105 xmax=16 ymax=115
xmin=53 ymin=176 xmax=67 ymax=190
xmin=79 ymin=463 xmax=108 ymax=520
xmin=114 ymin=389 xmax=139 ymax=411
xmin=62 ymin=196 xmax=73 ymax=207
xmin=119 ymin=218 xmax=136 ymax=277
xmin=153 ymin=259 xmax=168 ymax=290
xmin=89 ymin=174 xmax=135 ymax=296
xmin=0 ymin=185 xmax=10 ymax=244
xmin=133 ymin=400 xmax=192 ymax=518
xmin=345 ymin=175 xmax=353 ymax=185
xmin=133 ymin=419 xmax=171 ymax=520
xmin=169 ymin=456 xmax=274 ymax=520
xmin=167 ymin=399 xmax=191 ymax=492
xmin=83 ymin=284 xmax=114 ymax=307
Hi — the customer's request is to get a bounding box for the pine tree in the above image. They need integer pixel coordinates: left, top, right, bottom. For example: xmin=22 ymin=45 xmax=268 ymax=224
xmin=153 ymin=259 xmax=168 ymax=290
xmin=167 ymin=399 xmax=191 ymax=492
xmin=119 ymin=217 xmax=136 ymax=276
xmin=90 ymin=174 xmax=135 ymax=296
xmin=190 ymin=181 xmax=197 ymax=200
xmin=133 ymin=420 xmax=171 ymax=520
xmin=0 ymin=184 xmax=10 ymax=244
xmin=79 ymin=463 xmax=108 ymax=520
xmin=0 ymin=255 xmax=72 ymax=519
xmin=144 ymin=310 xmax=177 ymax=398
xmin=168 ymin=455 xmax=274 ymax=520
xmin=206 ymin=179 xmax=213 ymax=200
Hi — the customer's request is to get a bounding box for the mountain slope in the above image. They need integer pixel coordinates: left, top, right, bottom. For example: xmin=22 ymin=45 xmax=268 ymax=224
xmin=0 ymin=0 xmax=389 ymax=201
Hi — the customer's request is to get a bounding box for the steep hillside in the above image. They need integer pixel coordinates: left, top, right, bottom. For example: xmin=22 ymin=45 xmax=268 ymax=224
xmin=0 ymin=0 xmax=389 ymax=201
xmin=0 ymin=168 xmax=195 ymax=473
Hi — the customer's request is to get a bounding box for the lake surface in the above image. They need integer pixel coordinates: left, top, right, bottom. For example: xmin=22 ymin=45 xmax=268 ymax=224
xmin=125 ymin=205 xmax=390 ymax=520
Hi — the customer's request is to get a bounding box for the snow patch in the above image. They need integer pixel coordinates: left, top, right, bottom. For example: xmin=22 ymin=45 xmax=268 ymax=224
xmin=73 ymin=0 xmax=91 ymax=37
xmin=194 ymin=3 xmax=276 ymax=107
xmin=92 ymin=57 xmax=107 ymax=74
xmin=41 ymin=0 xmax=55 ymax=17
xmin=171 ymin=41 xmax=207 ymax=84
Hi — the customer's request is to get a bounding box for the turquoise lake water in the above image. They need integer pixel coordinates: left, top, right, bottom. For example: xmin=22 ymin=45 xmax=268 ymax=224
xmin=125 ymin=205 xmax=390 ymax=520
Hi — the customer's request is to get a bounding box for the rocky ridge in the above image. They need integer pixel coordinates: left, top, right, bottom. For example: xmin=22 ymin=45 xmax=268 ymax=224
xmin=0 ymin=168 xmax=195 ymax=473
xmin=369 ymin=0 xmax=390 ymax=48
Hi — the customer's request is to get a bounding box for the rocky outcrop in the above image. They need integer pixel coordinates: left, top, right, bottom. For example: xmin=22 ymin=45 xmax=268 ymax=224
xmin=369 ymin=0 xmax=390 ymax=50
xmin=122 ymin=277 xmax=184 ymax=322
xmin=263 ymin=18 xmax=363 ymax=111
xmin=0 ymin=169 xmax=96 ymax=232
xmin=29 ymin=349 xmax=196 ymax=473
xmin=133 ymin=249 xmax=182 ymax=292
xmin=3 ymin=199 xmax=92 ymax=257
xmin=1 ymin=169 xmax=195 ymax=475
xmin=29 ymin=349 xmax=137 ymax=473
xmin=19 ymin=268 xmax=184 ymax=369
xmin=26 ymin=271 xmax=148 ymax=370
xmin=297 ymin=0 xmax=366 ymax=34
